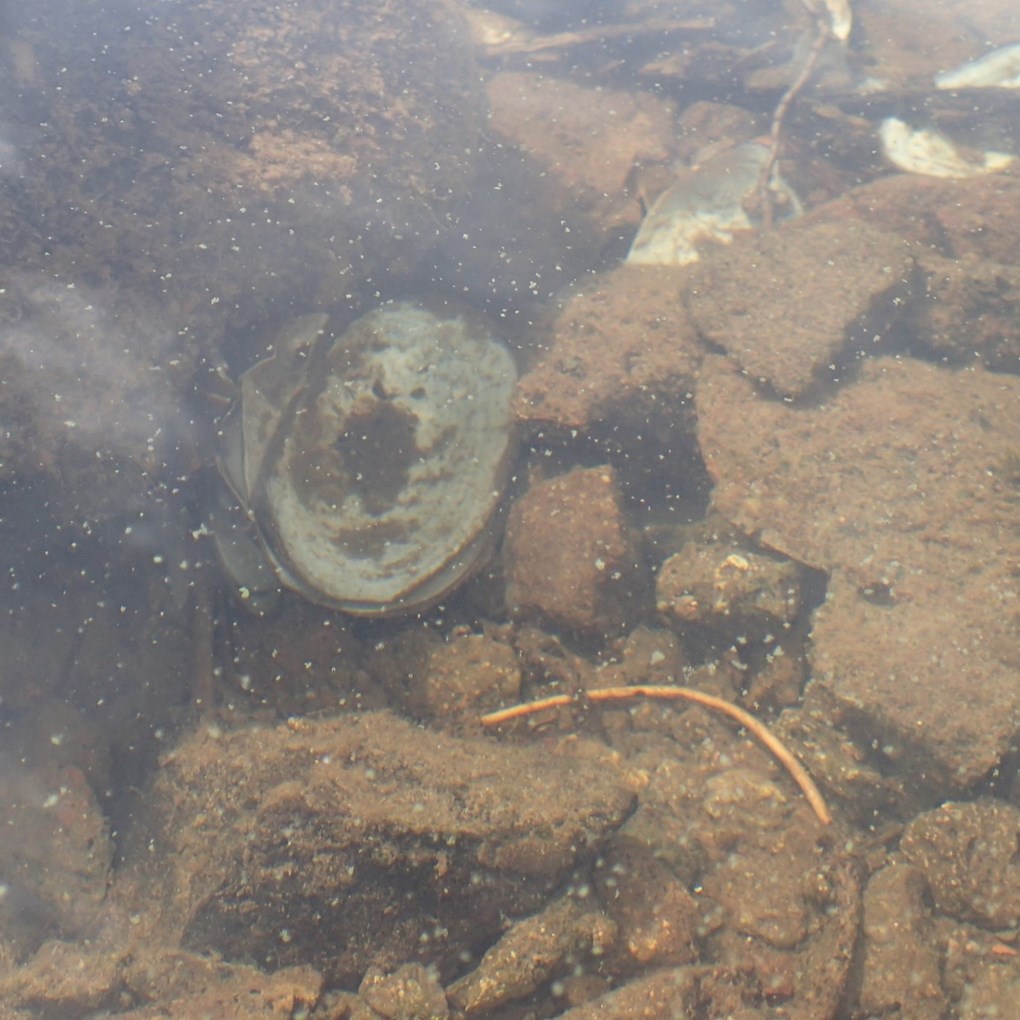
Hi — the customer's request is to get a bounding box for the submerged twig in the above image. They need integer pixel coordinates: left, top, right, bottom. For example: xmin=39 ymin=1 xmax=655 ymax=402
xmin=481 ymin=684 xmax=832 ymax=825
xmin=471 ymin=15 xmax=714 ymax=59
xmin=755 ymin=17 xmax=832 ymax=228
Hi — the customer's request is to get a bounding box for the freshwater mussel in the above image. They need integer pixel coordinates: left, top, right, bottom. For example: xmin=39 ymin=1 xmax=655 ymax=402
xmin=210 ymin=302 xmax=517 ymax=615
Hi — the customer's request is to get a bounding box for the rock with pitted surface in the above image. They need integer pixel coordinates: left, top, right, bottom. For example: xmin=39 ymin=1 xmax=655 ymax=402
xmin=901 ymin=800 xmax=1020 ymax=929
xmin=121 ymin=712 xmax=635 ymax=987
xmin=504 ymin=466 xmax=648 ymax=637
xmin=697 ymin=355 xmax=1020 ymax=790
xmin=687 ymin=220 xmax=915 ymax=399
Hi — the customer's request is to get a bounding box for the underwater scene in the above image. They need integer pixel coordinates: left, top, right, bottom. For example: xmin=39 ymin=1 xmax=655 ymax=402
xmin=0 ymin=0 xmax=1018 ymax=1016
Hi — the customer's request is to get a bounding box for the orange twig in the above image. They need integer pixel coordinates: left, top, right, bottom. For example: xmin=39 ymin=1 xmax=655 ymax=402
xmin=481 ymin=685 xmax=832 ymax=826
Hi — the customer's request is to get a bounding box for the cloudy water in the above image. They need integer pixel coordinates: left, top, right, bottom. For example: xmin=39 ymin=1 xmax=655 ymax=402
xmin=0 ymin=1 xmax=1018 ymax=1015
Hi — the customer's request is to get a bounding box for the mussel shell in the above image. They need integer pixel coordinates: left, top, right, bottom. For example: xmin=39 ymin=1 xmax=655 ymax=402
xmin=626 ymin=141 xmax=802 ymax=266
xmin=222 ymin=303 xmax=516 ymax=615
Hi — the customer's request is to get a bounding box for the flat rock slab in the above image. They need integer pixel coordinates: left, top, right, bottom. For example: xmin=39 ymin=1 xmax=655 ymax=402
xmin=514 ymin=264 xmax=700 ymax=432
xmin=686 ymin=220 xmax=915 ymax=398
xmin=126 ymin=712 xmax=635 ymax=987
xmin=696 ymin=355 xmax=1020 ymax=788
xmin=815 ymin=171 xmax=1020 ymax=267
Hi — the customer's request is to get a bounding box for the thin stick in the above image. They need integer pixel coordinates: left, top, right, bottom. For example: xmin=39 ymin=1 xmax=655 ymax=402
xmin=481 ymin=685 xmax=832 ymax=825
xmin=481 ymin=17 xmax=715 ymax=58
xmin=756 ymin=19 xmax=831 ymax=228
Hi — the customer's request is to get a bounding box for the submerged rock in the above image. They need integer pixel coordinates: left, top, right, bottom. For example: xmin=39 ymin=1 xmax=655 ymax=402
xmin=686 ymin=219 xmax=915 ymax=398
xmin=504 ymin=466 xmax=647 ymax=637
xmin=121 ymin=712 xmax=635 ymax=987
xmin=697 ymin=355 xmax=1020 ymax=790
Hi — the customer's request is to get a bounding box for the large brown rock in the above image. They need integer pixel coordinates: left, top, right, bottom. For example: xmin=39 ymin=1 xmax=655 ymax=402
xmin=911 ymin=253 xmax=1020 ymax=372
xmin=696 ymin=354 xmax=1020 ymax=789
xmin=686 ymin=220 xmax=915 ymax=398
xmin=504 ymin=465 xmax=648 ymax=637
xmin=122 ymin=712 xmax=635 ymax=987
xmin=514 ymin=264 xmax=701 ymax=434
xmin=812 ymin=172 xmax=1020 ymax=267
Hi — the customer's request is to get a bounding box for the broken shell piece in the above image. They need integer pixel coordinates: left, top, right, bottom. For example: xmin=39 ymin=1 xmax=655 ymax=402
xmin=206 ymin=478 xmax=285 ymax=615
xmin=801 ymin=0 xmax=852 ymax=43
xmin=626 ymin=141 xmax=802 ymax=267
xmin=879 ymin=117 xmax=1014 ymax=178
xmin=214 ymin=303 xmax=517 ymax=615
xmin=935 ymin=43 xmax=1020 ymax=90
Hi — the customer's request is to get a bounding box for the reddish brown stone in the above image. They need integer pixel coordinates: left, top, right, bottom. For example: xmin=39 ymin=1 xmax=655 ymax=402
xmin=504 ymin=466 xmax=648 ymax=636
xmin=687 ymin=220 xmax=915 ymax=398
xmin=696 ymin=355 xmax=1020 ymax=788
xmin=808 ymin=172 xmax=1020 ymax=266
xmin=514 ymin=264 xmax=700 ymax=433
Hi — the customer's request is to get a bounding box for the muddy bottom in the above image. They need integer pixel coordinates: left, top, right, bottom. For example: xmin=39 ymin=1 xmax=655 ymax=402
xmin=2 ymin=1 xmax=1019 ymax=1018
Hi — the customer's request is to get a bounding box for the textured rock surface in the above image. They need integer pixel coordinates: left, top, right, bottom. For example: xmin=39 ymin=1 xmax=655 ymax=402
xmin=901 ymin=801 xmax=1020 ymax=929
xmin=358 ymin=963 xmax=449 ymax=1020
xmin=656 ymin=541 xmax=802 ymax=633
xmin=687 ymin=220 xmax=916 ymax=398
xmin=414 ymin=632 xmax=522 ymax=723
xmin=697 ymin=355 xmax=1020 ymax=788
xmin=815 ymin=172 xmax=1020 ymax=266
xmin=504 ymin=466 xmax=647 ymax=636
xmin=513 ymin=264 xmax=700 ymax=433
xmin=555 ymin=967 xmax=702 ymax=1019
xmin=447 ymin=897 xmax=614 ymax=1014
xmin=593 ymin=840 xmax=699 ymax=971
xmin=860 ymin=861 xmax=946 ymax=1020
xmin=125 ymin=712 xmax=635 ymax=986
xmin=911 ymin=252 xmax=1020 ymax=372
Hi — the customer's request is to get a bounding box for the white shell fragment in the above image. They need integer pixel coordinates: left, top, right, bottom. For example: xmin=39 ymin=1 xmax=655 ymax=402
xmin=626 ymin=141 xmax=802 ymax=267
xmin=216 ymin=303 xmax=517 ymax=615
xmin=801 ymin=0 xmax=852 ymax=43
xmin=935 ymin=43 xmax=1020 ymax=90
xmin=879 ymin=117 xmax=1014 ymax=179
